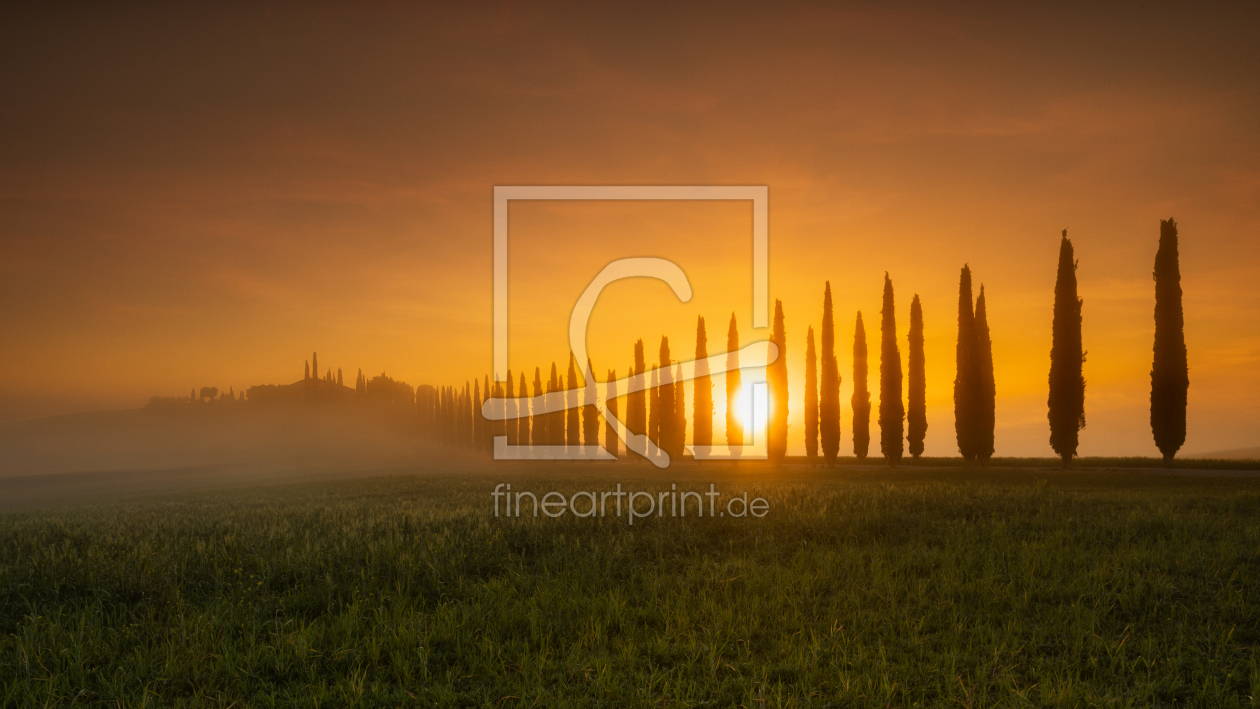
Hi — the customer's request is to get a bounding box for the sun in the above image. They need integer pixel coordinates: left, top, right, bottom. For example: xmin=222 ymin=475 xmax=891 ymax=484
xmin=733 ymin=382 xmax=768 ymax=437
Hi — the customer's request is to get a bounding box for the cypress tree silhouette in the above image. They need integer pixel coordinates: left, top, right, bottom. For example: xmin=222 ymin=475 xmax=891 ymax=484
xmin=658 ymin=337 xmax=679 ymax=459
xmin=805 ymin=325 xmax=818 ymax=466
xmin=518 ymin=373 xmax=530 ymax=451
xmin=468 ymin=380 xmax=476 ymax=453
xmin=583 ymin=358 xmax=600 ymax=450
xmin=191 ymin=388 xmax=196 ymax=402
xmin=649 ymin=364 xmax=660 ymax=450
xmin=954 ymin=265 xmax=979 ymax=463
xmin=606 ymin=368 xmax=619 ymax=458
xmin=337 ymin=368 xmax=343 ymax=387
xmin=566 ymin=354 xmax=579 ymax=449
xmin=312 ymin=352 xmax=318 ymax=381
xmin=674 ymin=360 xmax=687 ymax=459
xmin=1151 ymin=218 xmax=1188 ymax=465
xmin=305 ymin=360 xmax=310 ymax=380
xmin=907 ymin=294 xmax=927 ymax=459
xmin=629 ymin=340 xmax=647 ymax=460
xmin=975 ymin=285 xmax=996 ymax=464
xmin=768 ymin=300 xmax=788 ymax=464
xmin=879 ymin=273 xmax=905 ymax=466
xmin=505 ymin=369 xmax=516 ymax=444
xmin=549 ymin=363 xmax=563 ymax=447
xmin=1048 ymin=231 xmax=1086 ymax=467
xmin=532 ymin=367 xmax=545 ymax=448
xmin=693 ymin=316 xmax=713 ymax=450
xmin=726 ymin=314 xmax=743 ymax=451
xmin=820 ymin=283 xmax=841 ymax=466
xmin=852 ymin=312 xmax=871 ymax=460
xmin=483 ymin=374 xmax=492 ymax=451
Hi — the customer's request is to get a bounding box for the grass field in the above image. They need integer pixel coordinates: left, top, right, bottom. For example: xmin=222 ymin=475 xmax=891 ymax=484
xmin=2 ymin=462 xmax=1259 ymax=707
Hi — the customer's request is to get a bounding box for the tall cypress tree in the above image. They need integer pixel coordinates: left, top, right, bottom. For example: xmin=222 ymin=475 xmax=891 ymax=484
xmin=852 ymin=312 xmax=871 ymax=460
xmin=305 ymin=360 xmax=310 ymax=380
xmin=532 ymin=367 xmax=545 ymax=448
xmin=879 ymin=273 xmax=905 ymax=465
xmin=549 ymin=363 xmax=564 ymax=447
xmin=819 ymin=283 xmax=841 ymax=466
xmin=694 ymin=316 xmax=713 ymax=450
xmin=805 ymin=325 xmax=819 ymax=465
xmin=648 ymin=364 xmax=660 ymax=451
xmin=605 ymin=368 xmax=619 ymax=458
xmin=483 ymin=374 xmax=492 ymax=451
xmin=769 ymin=300 xmax=788 ymax=464
xmin=468 ymin=380 xmax=476 ymax=453
xmin=505 ymin=369 xmax=516 ymax=445
xmin=659 ymin=337 xmax=679 ymax=459
xmin=629 ymin=340 xmax=647 ymax=461
xmin=583 ymin=358 xmax=600 ymax=450
xmin=726 ymin=314 xmax=743 ymax=450
xmin=491 ymin=379 xmax=505 ymax=451
xmin=518 ymin=373 xmax=530 ymax=451
xmin=954 ymin=265 xmax=978 ymax=463
xmin=566 ymin=354 xmax=579 ymax=449
xmin=1151 ymin=218 xmax=1188 ymax=465
xmin=1048 ymin=231 xmax=1086 ymax=467
xmin=975 ymin=285 xmax=995 ymax=464
xmin=312 ymin=352 xmax=318 ymax=381
xmin=907 ymin=294 xmax=927 ymax=459
xmin=674 ymin=360 xmax=687 ymax=460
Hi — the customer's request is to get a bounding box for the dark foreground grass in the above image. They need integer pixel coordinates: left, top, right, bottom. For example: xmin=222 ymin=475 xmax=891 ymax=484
xmin=2 ymin=464 xmax=1259 ymax=707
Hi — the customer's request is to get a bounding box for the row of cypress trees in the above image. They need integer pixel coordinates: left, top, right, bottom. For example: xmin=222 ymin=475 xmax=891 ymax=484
xmin=799 ymin=276 xmax=927 ymax=466
xmin=414 ymin=220 xmax=1186 ymax=465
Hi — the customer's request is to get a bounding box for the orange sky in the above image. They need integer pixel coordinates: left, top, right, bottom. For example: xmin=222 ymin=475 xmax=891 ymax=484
xmin=1 ymin=3 xmax=1258 ymax=456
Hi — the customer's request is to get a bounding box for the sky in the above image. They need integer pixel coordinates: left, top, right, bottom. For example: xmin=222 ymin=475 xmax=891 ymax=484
xmin=1 ymin=2 xmax=1258 ymax=457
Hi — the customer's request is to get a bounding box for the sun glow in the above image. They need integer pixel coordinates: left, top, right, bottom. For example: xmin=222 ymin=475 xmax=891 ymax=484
xmin=733 ymin=382 xmax=768 ymax=441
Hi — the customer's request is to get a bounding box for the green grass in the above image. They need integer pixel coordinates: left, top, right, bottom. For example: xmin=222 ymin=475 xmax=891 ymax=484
xmin=3 ymin=464 xmax=1259 ymax=707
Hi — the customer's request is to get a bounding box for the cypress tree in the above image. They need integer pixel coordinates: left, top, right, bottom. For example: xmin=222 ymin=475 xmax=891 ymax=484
xmin=659 ymin=337 xmax=679 ymax=459
xmin=605 ymin=368 xmax=619 ymax=458
xmin=1151 ymin=218 xmax=1188 ymax=465
xmin=648 ymin=364 xmax=660 ymax=451
xmin=468 ymin=380 xmax=476 ymax=453
xmin=1048 ymin=231 xmax=1086 ymax=467
xmin=305 ymin=361 xmax=310 ymax=380
xmin=484 ymin=374 xmax=493 ymax=451
xmin=975 ymin=285 xmax=995 ymax=463
xmin=312 ymin=352 xmax=318 ymax=380
xmin=954 ymin=266 xmax=978 ymax=463
xmin=852 ymin=312 xmax=871 ymax=460
xmin=629 ymin=340 xmax=647 ymax=461
xmin=532 ymin=367 xmax=545 ymax=448
xmin=505 ymin=369 xmax=516 ymax=445
xmin=337 ymin=368 xmax=343 ymax=386
xmin=491 ymin=379 xmax=505 ymax=450
xmin=674 ymin=360 xmax=687 ymax=459
xmin=693 ymin=316 xmax=713 ymax=450
xmin=518 ymin=373 xmax=530 ymax=451
xmin=768 ymin=300 xmax=788 ymax=464
xmin=549 ymin=363 xmax=564 ymax=447
xmin=907 ymin=294 xmax=927 ymax=459
xmin=566 ymin=354 xmax=579 ymax=449
xmin=879 ymin=273 xmax=905 ymax=465
xmin=583 ymin=358 xmax=600 ymax=450
xmin=805 ymin=325 xmax=818 ymax=466
xmin=820 ymin=283 xmax=841 ymax=466
xmin=726 ymin=314 xmax=743 ymax=450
